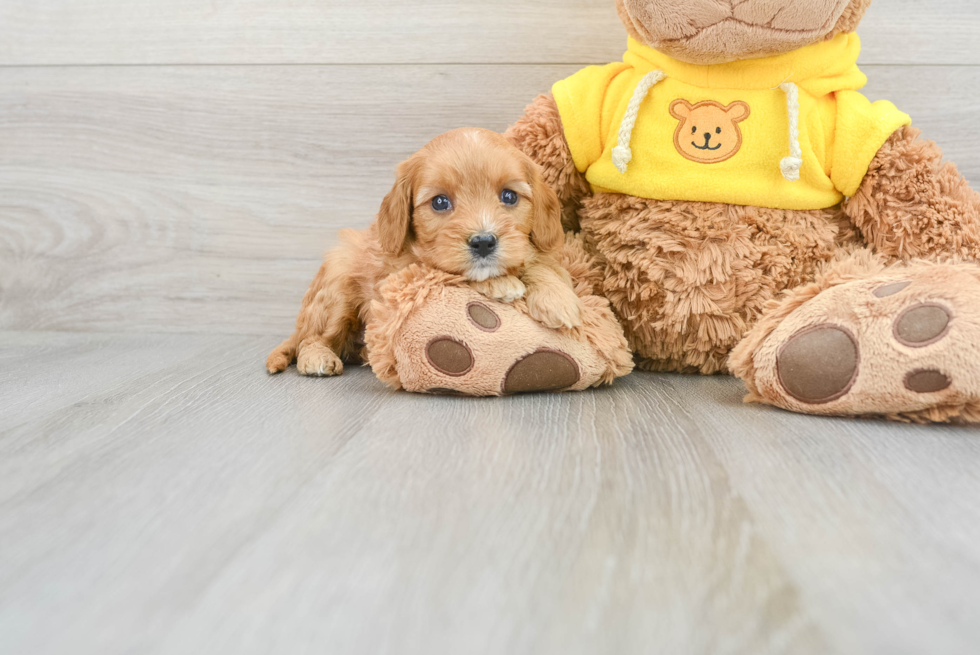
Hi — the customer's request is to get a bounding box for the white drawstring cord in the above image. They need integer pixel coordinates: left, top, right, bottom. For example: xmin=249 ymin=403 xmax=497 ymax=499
xmin=612 ymin=69 xmax=666 ymax=174
xmin=779 ymin=82 xmax=803 ymax=181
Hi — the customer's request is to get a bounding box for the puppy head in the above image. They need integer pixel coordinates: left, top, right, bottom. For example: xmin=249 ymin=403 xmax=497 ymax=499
xmin=377 ymin=128 xmax=562 ymax=281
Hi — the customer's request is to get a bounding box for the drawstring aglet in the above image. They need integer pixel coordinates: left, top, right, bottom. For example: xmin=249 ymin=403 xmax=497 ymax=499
xmin=612 ymin=146 xmax=633 ymax=174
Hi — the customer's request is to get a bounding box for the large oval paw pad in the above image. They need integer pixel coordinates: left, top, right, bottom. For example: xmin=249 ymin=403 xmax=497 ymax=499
xmin=503 ymin=349 xmax=580 ymax=395
xmin=777 ymin=324 xmax=860 ymax=404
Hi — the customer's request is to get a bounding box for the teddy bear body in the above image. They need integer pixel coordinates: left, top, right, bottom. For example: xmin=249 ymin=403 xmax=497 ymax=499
xmin=572 ymin=190 xmax=855 ymax=374
xmin=366 ymin=0 xmax=980 ymax=423
xmin=502 ymin=0 xmax=980 ymax=420
xmin=522 ymin=18 xmax=917 ymax=374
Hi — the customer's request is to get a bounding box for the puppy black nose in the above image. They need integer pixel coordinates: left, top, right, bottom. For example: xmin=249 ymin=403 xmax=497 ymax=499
xmin=468 ymin=234 xmax=498 ymax=258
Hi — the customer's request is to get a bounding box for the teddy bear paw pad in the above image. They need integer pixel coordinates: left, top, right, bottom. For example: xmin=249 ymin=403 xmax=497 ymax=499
xmin=776 ymin=325 xmax=859 ymax=404
xmin=467 ymin=302 xmax=501 ymax=332
xmin=893 ymin=303 xmax=951 ymax=347
xmin=746 ymin=263 xmax=980 ymax=419
xmin=425 ymin=337 xmax=475 ymax=376
xmin=502 ymin=349 xmax=580 ymax=395
xmin=905 ymin=369 xmax=952 ymax=394
xmin=872 ymin=281 xmax=912 ymax=298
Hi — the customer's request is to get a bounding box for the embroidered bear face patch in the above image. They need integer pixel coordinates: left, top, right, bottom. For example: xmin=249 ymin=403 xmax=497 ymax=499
xmin=669 ymin=100 xmax=751 ymax=164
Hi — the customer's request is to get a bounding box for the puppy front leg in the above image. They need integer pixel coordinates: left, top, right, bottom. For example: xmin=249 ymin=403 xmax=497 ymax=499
xmin=296 ymin=335 xmax=345 ymax=377
xmin=269 ymin=250 xmax=359 ymax=377
xmin=293 ymin=277 xmax=356 ymax=377
xmin=469 ymin=275 xmax=527 ymax=303
xmin=523 ymin=262 xmax=583 ymax=329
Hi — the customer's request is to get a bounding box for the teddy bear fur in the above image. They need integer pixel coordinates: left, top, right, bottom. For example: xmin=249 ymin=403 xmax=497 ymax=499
xmin=365 ymin=0 xmax=980 ymax=421
xmin=506 ymin=85 xmax=860 ymax=375
xmin=498 ymin=0 xmax=980 ymax=421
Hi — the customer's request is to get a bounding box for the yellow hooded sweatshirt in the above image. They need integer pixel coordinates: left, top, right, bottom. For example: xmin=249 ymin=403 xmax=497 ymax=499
xmin=552 ymin=34 xmax=911 ymax=211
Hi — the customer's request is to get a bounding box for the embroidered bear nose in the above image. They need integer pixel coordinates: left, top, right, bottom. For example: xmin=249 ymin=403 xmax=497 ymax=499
xmin=468 ymin=234 xmax=498 ymax=258
xmin=704 ymin=132 xmax=713 ymax=141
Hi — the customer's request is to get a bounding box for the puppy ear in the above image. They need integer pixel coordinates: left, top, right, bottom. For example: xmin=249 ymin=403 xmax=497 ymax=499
xmin=527 ymin=161 xmax=564 ymax=254
xmin=377 ymin=157 xmax=419 ymax=255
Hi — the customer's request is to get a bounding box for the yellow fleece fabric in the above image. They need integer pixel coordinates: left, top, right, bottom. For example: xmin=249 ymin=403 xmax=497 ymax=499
xmin=552 ymin=34 xmax=911 ymax=210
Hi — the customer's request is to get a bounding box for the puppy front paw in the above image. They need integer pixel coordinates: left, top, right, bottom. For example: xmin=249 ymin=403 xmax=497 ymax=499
xmin=471 ymin=276 xmax=527 ymax=303
xmin=526 ymin=287 xmax=584 ymax=330
xmin=296 ymin=343 xmax=344 ymax=377
xmin=496 ymin=277 xmax=527 ymax=303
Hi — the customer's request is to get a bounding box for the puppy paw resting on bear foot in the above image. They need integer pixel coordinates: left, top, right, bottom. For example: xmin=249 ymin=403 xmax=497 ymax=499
xmin=730 ymin=258 xmax=980 ymax=423
xmin=469 ymin=275 xmax=527 ymax=303
xmin=365 ymin=264 xmax=633 ymax=397
xmin=526 ymin=284 xmax=584 ymax=330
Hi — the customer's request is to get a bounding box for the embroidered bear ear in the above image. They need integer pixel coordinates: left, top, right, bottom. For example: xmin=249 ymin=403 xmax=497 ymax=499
xmin=724 ymin=101 xmax=751 ymax=123
xmin=669 ymin=99 xmax=693 ymax=120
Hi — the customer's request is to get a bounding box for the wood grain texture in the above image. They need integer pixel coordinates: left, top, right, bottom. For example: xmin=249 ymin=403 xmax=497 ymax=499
xmin=1 ymin=332 xmax=979 ymax=655
xmin=3 ymin=65 xmax=980 ymax=335
xmin=0 ymin=0 xmax=976 ymax=66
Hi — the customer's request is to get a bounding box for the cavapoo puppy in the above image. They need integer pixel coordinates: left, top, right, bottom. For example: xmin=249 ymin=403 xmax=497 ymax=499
xmin=267 ymin=128 xmax=584 ymax=377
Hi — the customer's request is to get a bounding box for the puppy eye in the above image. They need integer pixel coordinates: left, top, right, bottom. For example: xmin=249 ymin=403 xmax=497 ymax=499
xmin=716 ymin=127 xmax=722 ymax=134
xmin=500 ymin=189 xmax=519 ymax=206
xmin=431 ymin=195 xmax=452 ymax=212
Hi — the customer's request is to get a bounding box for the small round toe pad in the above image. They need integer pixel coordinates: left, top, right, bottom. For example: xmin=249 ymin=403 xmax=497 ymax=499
xmin=426 ymin=338 xmax=474 ymax=376
xmin=873 ymin=281 xmax=912 ymax=298
xmin=905 ymin=369 xmax=952 ymax=394
xmin=894 ymin=303 xmax=951 ymax=347
xmin=467 ymin=302 xmax=501 ymax=332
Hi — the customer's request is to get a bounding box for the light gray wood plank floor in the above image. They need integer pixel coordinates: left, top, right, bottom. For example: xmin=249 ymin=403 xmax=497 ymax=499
xmin=2 ymin=331 xmax=980 ymax=655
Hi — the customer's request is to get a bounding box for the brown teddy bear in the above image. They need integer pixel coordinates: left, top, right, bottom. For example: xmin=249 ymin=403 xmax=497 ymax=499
xmin=365 ymin=0 xmax=980 ymax=423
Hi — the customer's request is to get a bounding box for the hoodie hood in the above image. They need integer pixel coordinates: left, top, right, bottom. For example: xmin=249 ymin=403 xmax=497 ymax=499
xmin=623 ymin=33 xmax=869 ymax=96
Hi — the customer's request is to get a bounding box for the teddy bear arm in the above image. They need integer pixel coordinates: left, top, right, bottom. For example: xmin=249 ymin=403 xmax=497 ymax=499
xmin=505 ymin=93 xmax=591 ymax=232
xmin=843 ymin=125 xmax=980 ymax=261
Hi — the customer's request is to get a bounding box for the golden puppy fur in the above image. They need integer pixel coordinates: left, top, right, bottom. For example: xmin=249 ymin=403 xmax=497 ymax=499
xmin=266 ymin=128 xmax=583 ymax=377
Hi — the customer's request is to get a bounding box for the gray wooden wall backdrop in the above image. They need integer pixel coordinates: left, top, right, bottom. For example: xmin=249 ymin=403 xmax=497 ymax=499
xmin=2 ymin=0 xmax=979 ymax=337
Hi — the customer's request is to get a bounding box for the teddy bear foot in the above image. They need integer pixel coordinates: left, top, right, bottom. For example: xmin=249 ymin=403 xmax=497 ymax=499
xmin=364 ymin=264 xmax=634 ymax=397
xmin=730 ymin=259 xmax=980 ymax=423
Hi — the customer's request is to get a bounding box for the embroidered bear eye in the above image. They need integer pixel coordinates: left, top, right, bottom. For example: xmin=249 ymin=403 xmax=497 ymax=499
xmin=716 ymin=127 xmax=722 ymax=134
xmin=691 ymin=126 xmax=697 ymax=134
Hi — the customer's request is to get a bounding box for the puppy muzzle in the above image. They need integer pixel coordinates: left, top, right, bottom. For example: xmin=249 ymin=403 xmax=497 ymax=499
xmin=465 ymin=232 xmax=502 ymax=281
xmin=468 ymin=233 xmax=498 ymax=259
